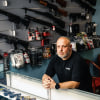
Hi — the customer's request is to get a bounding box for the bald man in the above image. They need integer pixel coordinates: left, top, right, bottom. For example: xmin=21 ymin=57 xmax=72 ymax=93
xmin=42 ymin=36 xmax=93 ymax=92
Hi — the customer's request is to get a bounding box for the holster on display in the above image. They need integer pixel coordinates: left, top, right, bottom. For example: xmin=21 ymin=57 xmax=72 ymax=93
xmin=10 ymin=50 xmax=25 ymax=69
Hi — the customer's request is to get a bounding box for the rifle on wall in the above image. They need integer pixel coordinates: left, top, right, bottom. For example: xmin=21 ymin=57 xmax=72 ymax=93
xmin=39 ymin=0 xmax=68 ymax=17
xmin=0 ymin=33 xmax=29 ymax=49
xmin=71 ymin=0 xmax=96 ymax=15
xmin=50 ymin=0 xmax=67 ymax=8
xmin=25 ymin=15 xmax=67 ymax=36
xmin=22 ymin=7 xmax=65 ymax=28
xmin=86 ymin=0 xmax=97 ymax=6
xmin=0 ymin=9 xmax=30 ymax=28
xmin=29 ymin=0 xmax=67 ymax=8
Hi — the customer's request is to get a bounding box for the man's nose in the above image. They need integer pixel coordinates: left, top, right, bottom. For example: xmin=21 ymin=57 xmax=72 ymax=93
xmin=59 ymin=46 xmax=63 ymax=51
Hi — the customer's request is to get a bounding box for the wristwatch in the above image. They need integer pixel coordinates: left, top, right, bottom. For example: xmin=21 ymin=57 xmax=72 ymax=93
xmin=55 ymin=83 xmax=60 ymax=89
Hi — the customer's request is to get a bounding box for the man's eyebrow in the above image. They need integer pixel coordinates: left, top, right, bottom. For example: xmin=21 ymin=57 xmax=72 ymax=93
xmin=57 ymin=45 xmax=69 ymax=47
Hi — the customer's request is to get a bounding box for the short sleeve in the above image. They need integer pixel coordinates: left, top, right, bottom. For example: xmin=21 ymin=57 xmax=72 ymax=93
xmin=45 ymin=58 xmax=56 ymax=77
xmin=71 ymin=56 xmax=83 ymax=82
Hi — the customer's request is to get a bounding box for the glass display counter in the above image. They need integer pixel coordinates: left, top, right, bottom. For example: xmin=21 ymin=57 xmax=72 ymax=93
xmin=0 ymin=71 xmax=100 ymax=100
xmin=0 ymin=83 xmax=47 ymax=100
xmin=0 ymin=71 xmax=50 ymax=100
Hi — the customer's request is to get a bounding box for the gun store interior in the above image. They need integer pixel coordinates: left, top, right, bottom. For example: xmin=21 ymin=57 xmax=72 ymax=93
xmin=0 ymin=0 xmax=100 ymax=100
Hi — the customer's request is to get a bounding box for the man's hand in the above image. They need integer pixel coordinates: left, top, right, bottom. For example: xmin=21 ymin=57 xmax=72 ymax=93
xmin=42 ymin=77 xmax=51 ymax=89
xmin=42 ymin=74 xmax=56 ymax=89
xmin=49 ymin=78 xmax=56 ymax=89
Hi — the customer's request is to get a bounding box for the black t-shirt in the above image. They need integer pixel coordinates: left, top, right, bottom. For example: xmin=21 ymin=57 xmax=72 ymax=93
xmin=45 ymin=51 xmax=93 ymax=92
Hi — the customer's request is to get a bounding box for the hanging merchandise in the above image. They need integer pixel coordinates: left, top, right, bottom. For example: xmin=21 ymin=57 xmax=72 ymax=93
xmin=28 ymin=48 xmax=37 ymax=65
xmin=41 ymin=30 xmax=50 ymax=47
xmin=12 ymin=23 xmax=16 ymax=37
xmin=35 ymin=30 xmax=41 ymax=40
xmin=50 ymin=43 xmax=56 ymax=55
xmin=69 ymin=23 xmax=73 ymax=36
xmin=85 ymin=22 xmax=97 ymax=36
xmin=0 ymin=55 xmax=5 ymax=83
xmin=74 ymin=33 xmax=88 ymax=51
xmin=10 ymin=50 xmax=25 ymax=69
xmin=52 ymin=25 xmax=55 ymax=31
xmin=68 ymin=23 xmax=80 ymax=36
xmin=28 ymin=47 xmax=43 ymax=66
xmin=41 ymin=39 xmax=44 ymax=47
xmin=36 ymin=47 xmax=43 ymax=65
xmin=92 ymin=35 xmax=100 ymax=48
xmin=0 ymin=59 xmax=4 ymax=80
xmin=92 ymin=23 xmax=97 ymax=35
xmin=28 ymin=28 xmax=36 ymax=41
xmin=3 ymin=52 xmax=9 ymax=72
xmin=43 ymin=46 xmax=51 ymax=59
xmin=86 ymin=39 xmax=94 ymax=50
xmin=0 ymin=54 xmax=4 ymax=73
xmin=41 ymin=39 xmax=50 ymax=47
xmin=23 ymin=50 xmax=30 ymax=64
xmin=42 ymin=31 xmax=50 ymax=37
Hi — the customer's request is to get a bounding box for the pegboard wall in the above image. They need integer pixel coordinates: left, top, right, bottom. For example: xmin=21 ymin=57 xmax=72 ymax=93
xmin=0 ymin=0 xmax=97 ymax=52
xmin=0 ymin=0 xmax=99 ymax=79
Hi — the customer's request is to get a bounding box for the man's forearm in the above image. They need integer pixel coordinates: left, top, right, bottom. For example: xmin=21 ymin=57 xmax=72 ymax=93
xmin=59 ymin=81 xmax=80 ymax=89
xmin=42 ymin=74 xmax=80 ymax=89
